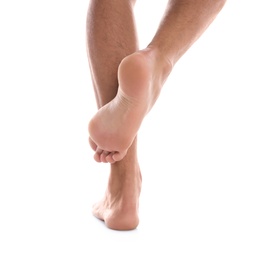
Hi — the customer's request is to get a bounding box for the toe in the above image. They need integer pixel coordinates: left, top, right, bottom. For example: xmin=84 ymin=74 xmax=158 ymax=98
xmin=112 ymin=150 xmax=127 ymax=162
xmin=92 ymin=202 xmax=104 ymax=221
xmin=100 ymin=151 xmax=110 ymax=163
xmin=106 ymin=153 xmax=116 ymax=164
xmin=94 ymin=153 xmax=101 ymax=162
xmin=94 ymin=148 xmax=103 ymax=162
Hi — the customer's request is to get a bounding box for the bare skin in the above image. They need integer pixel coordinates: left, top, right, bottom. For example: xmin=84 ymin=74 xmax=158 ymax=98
xmin=92 ymin=138 xmax=142 ymax=230
xmin=87 ymin=0 xmax=226 ymax=230
xmin=88 ymin=48 xmax=172 ymax=163
xmin=88 ymin=0 xmax=227 ymax=164
xmin=87 ymin=0 xmax=141 ymax=230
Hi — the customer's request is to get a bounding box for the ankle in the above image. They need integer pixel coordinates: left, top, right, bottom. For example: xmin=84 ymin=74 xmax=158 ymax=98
xmin=144 ymin=45 xmax=173 ymax=80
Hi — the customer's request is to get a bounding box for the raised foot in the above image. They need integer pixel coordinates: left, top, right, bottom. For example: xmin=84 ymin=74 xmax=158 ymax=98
xmin=88 ymin=48 xmax=171 ymax=163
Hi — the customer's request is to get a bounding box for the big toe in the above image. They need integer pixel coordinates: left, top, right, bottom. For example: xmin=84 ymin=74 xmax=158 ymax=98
xmin=112 ymin=150 xmax=128 ymax=162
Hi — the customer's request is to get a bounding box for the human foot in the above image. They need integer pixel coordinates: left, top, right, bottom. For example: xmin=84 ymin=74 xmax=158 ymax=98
xmin=92 ymin=146 xmax=142 ymax=230
xmin=88 ymin=47 xmax=172 ymax=163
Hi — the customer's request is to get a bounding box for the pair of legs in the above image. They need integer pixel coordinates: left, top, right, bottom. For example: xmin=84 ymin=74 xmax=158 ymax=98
xmin=87 ymin=0 xmax=226 ymax=230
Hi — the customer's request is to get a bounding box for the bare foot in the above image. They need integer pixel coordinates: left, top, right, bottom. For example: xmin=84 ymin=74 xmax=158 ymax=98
xmin=88 ymin=47 xmax=172 ymax=163
xmin=92 ymin=140 xmax=142 ymax=230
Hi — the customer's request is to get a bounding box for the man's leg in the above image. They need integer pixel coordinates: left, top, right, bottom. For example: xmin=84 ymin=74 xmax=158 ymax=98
xmin=87 ymin=0 xmax=141 ymax=230
xmin=88 ymin=0 xmax=226 ymax=163
xmin=87 ymin=0 xmax=227 ymax=230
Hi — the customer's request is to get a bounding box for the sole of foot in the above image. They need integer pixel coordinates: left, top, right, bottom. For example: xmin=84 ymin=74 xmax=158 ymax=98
xmin=89 ymin=48 xmax=170 ymax=163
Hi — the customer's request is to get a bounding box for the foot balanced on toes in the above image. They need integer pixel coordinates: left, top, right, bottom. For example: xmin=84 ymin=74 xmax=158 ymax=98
xmin=88 ymin=48 xmax=172 ymax=163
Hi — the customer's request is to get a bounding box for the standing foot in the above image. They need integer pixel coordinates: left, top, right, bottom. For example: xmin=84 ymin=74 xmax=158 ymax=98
xmin=92 ymin=142 xmax=142 ymax=230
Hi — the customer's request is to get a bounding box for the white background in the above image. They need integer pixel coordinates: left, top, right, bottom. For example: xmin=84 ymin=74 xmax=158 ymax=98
xmin=0 ymin=0 xmax=259 ymax=259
